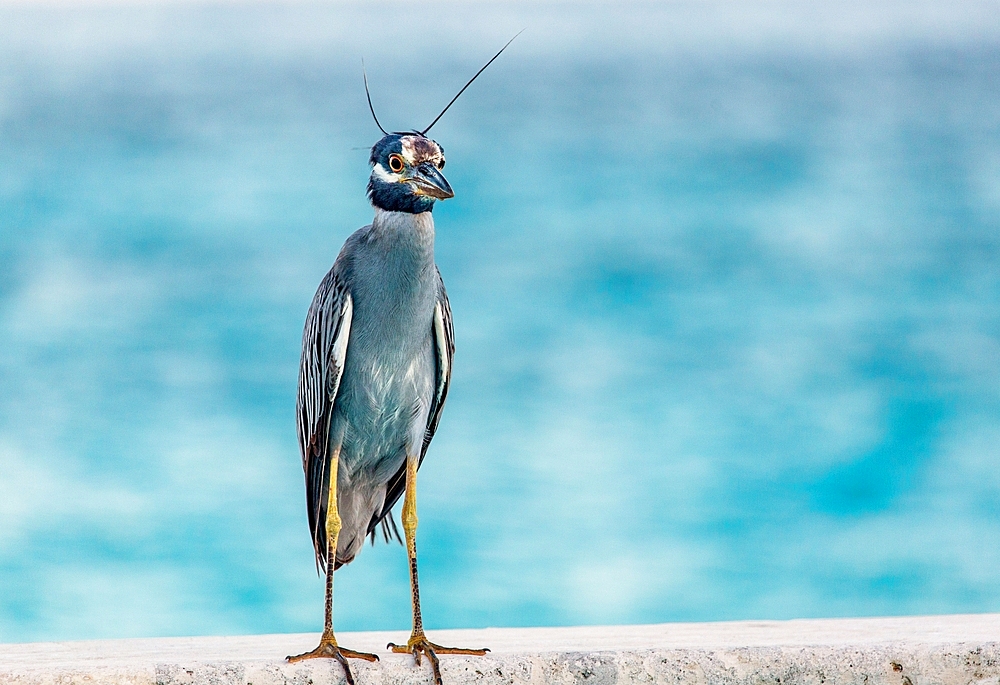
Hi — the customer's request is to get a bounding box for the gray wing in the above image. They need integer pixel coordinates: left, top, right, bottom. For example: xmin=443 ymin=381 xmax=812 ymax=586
xmin=296 ymin=265 xmax=353 ymax=571
xmin=368 ymin=269 xmax=455 ymax=543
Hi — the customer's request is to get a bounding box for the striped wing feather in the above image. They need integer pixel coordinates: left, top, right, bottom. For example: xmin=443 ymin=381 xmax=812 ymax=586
xmin=296 ymin=266 xmax=353 ymax=571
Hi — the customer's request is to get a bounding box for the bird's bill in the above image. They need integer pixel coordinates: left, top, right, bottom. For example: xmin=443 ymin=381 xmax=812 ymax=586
xmin=409 ymin=162 xmax=454 ymax=200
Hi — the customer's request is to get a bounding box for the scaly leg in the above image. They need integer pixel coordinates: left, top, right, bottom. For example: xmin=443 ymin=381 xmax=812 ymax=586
xmin=387 ymin=456 xmax=489 ymax=685
xmin=287 ymin=447 xmax=378 ymax=683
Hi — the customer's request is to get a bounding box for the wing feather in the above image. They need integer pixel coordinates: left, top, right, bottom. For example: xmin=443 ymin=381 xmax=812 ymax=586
xmin=296 ymin=266 xmax=353 ymax=571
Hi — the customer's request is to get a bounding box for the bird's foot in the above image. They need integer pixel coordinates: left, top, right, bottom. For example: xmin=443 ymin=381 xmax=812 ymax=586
xmin=388 ymin=633 xmax=489 ymax=685
xmin=287 ymin=633 xmax=378 ymax=685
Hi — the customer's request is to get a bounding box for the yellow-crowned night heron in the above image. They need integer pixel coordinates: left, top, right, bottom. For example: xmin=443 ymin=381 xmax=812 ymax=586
xmin=286 ymin=36 xmax=519 ymax=685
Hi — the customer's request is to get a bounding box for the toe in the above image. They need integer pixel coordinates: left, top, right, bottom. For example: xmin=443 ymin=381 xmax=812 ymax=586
xmin=425 ymin=647 xmax=443 ymax=685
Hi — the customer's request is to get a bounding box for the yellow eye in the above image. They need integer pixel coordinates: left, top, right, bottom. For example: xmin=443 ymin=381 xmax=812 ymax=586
xmin=388 ymin=154 xmax=405 ymax=173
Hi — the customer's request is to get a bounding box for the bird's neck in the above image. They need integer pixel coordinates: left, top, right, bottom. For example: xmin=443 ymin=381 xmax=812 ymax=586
xmin=371 ymin=208 xmax=436 ymax=262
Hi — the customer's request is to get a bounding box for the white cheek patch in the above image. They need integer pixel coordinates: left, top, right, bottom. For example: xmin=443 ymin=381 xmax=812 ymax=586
xmin=372 ymin=163 xmax=401 ymax=183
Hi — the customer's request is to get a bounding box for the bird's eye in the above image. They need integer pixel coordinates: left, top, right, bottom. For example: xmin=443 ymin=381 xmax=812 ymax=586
xmin=388 ymin=154 xmax=405 ymax=173
xmin=437 ymin=159 xmax=445 ymax=170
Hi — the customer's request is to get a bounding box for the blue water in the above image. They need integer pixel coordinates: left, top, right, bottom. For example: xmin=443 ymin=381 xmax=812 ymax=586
xmin=1 ymin=1 xmax=1000 ymax=643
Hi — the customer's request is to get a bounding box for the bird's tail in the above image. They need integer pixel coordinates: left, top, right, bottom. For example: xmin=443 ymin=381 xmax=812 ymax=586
xmin=370 ymin=510 xmax=403 ymax=546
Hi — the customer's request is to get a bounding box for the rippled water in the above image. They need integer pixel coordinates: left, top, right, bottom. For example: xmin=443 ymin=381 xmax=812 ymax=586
xmin=1 ymin=1 xmax=999 ymax=642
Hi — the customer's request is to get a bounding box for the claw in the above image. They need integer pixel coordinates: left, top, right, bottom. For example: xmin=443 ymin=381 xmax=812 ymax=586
xmin=287 ymin=635 xmax=378 ymax=685
xmin=388 ymin=634 xmax=489 ymax=685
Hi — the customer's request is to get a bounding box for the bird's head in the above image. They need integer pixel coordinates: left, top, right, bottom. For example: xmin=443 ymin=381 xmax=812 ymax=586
xmin=366 ymin=133 xmax=452 ymax=214
xmin=362 ymin=32 xmax=519 ymax=213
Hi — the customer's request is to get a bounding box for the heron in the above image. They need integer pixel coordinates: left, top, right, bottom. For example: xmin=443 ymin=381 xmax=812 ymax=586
xmin=286 ymin=36 xmax=519 ymax=685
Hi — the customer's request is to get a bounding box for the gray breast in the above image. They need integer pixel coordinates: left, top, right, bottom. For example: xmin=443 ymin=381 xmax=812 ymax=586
xmin=329 ymin=210 xmax=440 ymax=564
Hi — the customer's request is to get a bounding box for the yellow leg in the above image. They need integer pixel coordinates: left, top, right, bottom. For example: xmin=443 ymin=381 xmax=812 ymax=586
xmin=387 ymin=456 xmax=489 ymax=685
xmin=287 ymin=447 xmax=378 ymax=682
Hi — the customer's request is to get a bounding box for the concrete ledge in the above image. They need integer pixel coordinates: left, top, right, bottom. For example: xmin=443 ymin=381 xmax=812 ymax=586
xmin=2 ymin=614 xmax=999 ymax=685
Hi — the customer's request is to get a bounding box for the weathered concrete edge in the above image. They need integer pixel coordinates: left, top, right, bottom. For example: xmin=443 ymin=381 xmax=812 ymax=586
xmin=5 ymin=643 xmax=1000 ymax=685
xmin=6 ymin=618 xmax=1000 ymax=685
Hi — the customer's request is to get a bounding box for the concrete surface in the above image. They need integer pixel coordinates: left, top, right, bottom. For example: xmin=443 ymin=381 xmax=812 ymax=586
xmin=2 ymin=614 xmax=999 ymax=685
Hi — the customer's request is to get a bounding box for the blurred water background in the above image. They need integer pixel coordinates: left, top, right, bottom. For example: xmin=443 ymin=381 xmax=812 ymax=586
xmin=1 ymin=0 xmax=1000 ymax=643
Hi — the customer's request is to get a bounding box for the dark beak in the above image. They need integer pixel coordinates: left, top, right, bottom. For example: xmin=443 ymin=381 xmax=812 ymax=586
xmin=410 ymin=162 xmax=454 ymax=200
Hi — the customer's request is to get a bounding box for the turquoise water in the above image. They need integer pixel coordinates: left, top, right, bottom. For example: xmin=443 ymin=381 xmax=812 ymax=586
xmin=1 ymin=1 xmax=999 ymax=642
